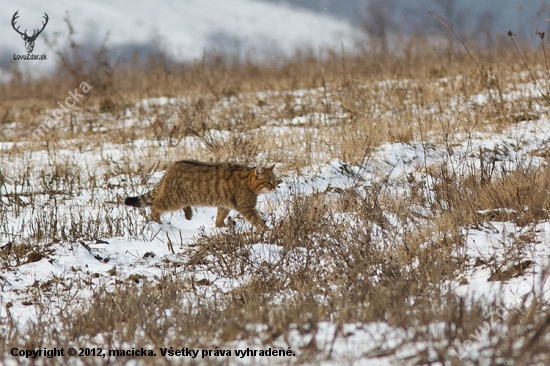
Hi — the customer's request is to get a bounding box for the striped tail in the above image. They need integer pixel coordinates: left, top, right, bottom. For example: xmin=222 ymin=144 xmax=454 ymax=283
xmin=124 ymin=188 xmax=157 ymax=207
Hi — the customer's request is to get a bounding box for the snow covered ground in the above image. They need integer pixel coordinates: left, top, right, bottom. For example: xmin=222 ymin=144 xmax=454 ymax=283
xmin=2 ymin=71 xmax=550 ymax=364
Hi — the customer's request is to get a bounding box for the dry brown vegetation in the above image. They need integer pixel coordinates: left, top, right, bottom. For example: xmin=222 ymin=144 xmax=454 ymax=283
xmin=2 ymin=33 xmax=550 ymax=365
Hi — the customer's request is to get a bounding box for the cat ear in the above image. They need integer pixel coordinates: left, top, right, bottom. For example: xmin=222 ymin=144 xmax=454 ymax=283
xmin=255 ymin=166 xmax=263 ymax=176
xmin=268 ymin=164 xmax=275 ymax=171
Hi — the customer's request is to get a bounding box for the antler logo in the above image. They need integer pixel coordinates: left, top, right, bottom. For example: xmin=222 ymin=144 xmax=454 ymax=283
xmin=11 ymin=10 xmax=49 ymax=54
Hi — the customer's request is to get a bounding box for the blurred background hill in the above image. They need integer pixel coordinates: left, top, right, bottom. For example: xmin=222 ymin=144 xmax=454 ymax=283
xmin=1 ymin=0 xmax=549 ymax=80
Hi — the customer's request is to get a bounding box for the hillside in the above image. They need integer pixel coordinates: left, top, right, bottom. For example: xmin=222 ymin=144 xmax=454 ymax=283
xmin=0 ymin=0 xmax=359 ymax=77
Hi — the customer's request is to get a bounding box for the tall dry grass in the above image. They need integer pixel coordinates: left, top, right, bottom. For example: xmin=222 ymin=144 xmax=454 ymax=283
xmin=2 ymin=31 xmax=550 ymax=365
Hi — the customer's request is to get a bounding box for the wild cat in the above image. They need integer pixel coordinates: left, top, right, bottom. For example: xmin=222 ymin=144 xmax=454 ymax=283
xmin=125 ymin=160 xmax=280 ymax=230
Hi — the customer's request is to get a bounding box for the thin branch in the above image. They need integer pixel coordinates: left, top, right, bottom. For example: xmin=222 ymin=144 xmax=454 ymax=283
xmin=509 ymin=31 xmax=550 ymax=106
xmin=429 ymin=11 xmax=502 ymax=113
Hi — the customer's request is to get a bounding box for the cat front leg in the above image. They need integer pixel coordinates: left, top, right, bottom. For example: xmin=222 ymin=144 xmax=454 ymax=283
xmin=237 ymin=206 xmax=268 ymax=231
xmin=215 ymin=207 xmax=230 ymax=227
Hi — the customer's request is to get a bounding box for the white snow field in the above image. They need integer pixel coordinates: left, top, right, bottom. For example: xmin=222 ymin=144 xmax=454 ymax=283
xmin=2 ymin=63 xmax=550 ymax=363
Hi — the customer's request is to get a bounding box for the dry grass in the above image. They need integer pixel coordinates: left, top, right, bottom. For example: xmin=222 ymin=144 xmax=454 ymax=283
xmin=2 ymin=34 xmax=550 ymax=365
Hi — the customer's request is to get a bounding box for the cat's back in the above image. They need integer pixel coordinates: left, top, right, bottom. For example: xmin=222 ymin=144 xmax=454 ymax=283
xmin=171 ymin=160 xmax=249 ymax=177
xmin=162 ymin=160 xmax=251 ymax=202
xmin=161 ymin=160 xmax=252 ymax=206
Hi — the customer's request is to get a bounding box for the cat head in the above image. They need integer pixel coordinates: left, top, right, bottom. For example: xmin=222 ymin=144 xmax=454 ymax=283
xmin=250 ymin=164 xmax=281 ymax=194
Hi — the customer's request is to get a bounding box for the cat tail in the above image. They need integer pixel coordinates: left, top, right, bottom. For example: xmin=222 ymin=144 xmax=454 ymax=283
xmin=124 ymin=187 xmax=158 ymax=207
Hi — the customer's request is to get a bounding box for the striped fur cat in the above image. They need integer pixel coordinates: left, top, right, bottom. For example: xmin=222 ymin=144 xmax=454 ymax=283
xmin=125 ymin=160 xmax=280 ymax=230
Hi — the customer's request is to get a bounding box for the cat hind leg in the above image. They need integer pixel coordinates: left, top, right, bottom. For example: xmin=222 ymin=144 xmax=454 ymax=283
xmin=183 ymin=206 xmax=193 ymax=220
